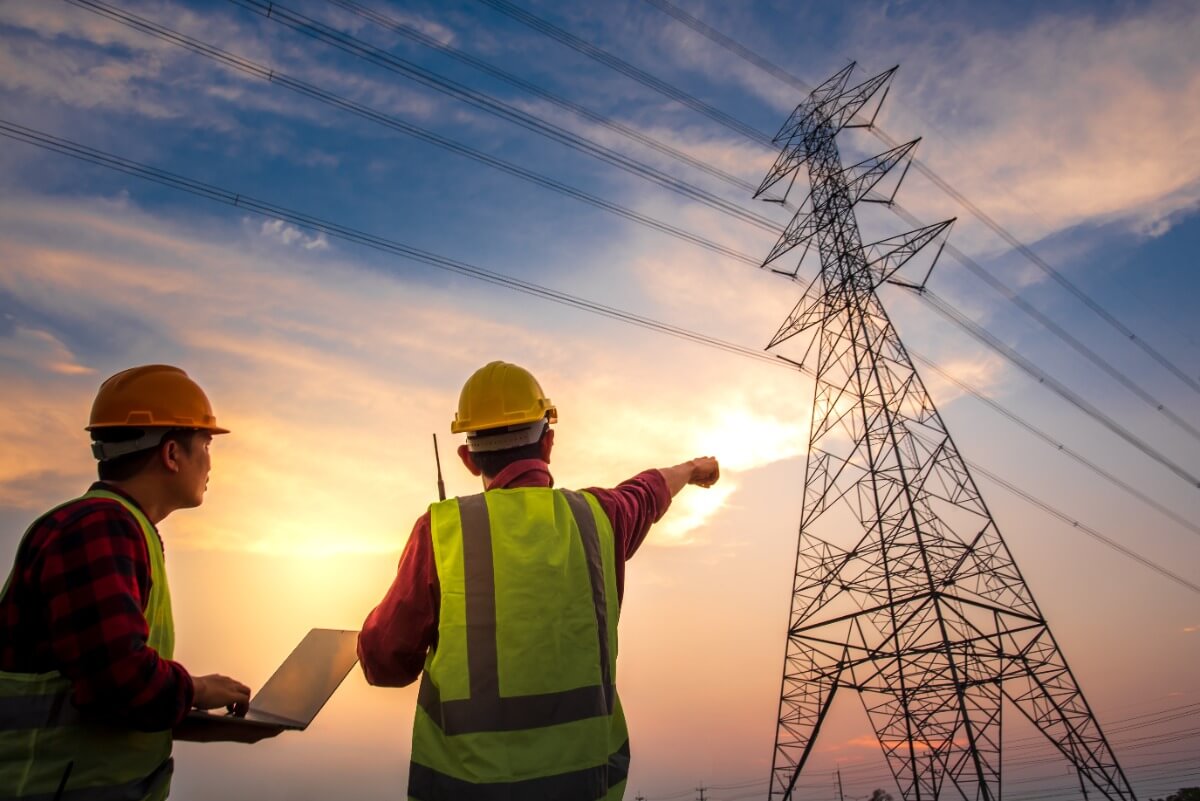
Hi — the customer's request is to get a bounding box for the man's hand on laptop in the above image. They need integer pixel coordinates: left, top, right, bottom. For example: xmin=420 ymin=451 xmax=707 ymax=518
xmin=193 ymin=673 xmax=251 ymax=717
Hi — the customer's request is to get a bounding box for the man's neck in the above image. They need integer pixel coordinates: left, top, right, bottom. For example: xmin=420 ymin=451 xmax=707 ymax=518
xmin=101 ymin=479 xmax=174 ymax=525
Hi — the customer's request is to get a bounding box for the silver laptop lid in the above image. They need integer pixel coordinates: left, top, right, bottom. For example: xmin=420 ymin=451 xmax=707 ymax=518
xmin=248 ymin=628 xmax=359 ymax=729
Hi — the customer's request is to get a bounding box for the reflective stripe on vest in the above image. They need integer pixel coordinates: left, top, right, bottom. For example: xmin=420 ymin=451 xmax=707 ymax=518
xmin=411 ymin=488 xmax=629 ymax=801
xmin=0 ymin=490 xmax=175 ymax=801
xmin=408 ymin=739 xmax=630 ymax=801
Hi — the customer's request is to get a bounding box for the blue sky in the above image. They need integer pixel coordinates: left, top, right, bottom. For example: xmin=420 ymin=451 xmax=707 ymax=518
xmin=1 ymin=0 xmax=1198 ymax=799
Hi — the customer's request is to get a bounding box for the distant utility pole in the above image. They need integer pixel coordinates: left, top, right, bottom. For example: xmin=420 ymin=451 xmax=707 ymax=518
xmin=755 ymin=63 xmax=1137 ymax=801
xmin=696 ymin=784 xmax=708 ymax=801
xmin=836 ymin=768 xmax=846 ymax=801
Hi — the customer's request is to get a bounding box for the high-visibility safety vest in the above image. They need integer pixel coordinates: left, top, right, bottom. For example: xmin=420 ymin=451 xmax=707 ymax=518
xmin=410 ymin=488 xmax=630 ymax=801
xmin=0 ymin=489 xmax=177 ymax=801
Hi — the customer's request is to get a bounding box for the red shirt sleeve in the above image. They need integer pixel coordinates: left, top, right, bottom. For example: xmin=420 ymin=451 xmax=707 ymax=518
xmin=586 ymin=469 xmax=672 ymax=602
xmin=358 ymin=511 xmax=439 ymax=687
xmin=38 ymin=503 xmax=194 ymax=731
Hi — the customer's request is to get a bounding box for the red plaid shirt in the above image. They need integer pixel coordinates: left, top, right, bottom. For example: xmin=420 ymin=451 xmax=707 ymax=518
xmin=358 ymin=460 xmax=671 ymax=687
xmin=0 ymin=482 xmax=194 ymax=731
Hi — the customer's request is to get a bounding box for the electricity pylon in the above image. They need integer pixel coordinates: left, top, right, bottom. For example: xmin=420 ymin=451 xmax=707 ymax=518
xmin=757 ymin=64 xmax=1136 ymax=801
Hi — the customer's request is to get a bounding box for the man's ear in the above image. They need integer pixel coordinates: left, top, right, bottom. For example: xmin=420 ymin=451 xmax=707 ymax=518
xmin=159 ymin=439 xmax=182 ymax=474
xmin=457 ymin=444 xmax=483 ymax=477
xmin=540 ymin=428 xmax=554 ymax=464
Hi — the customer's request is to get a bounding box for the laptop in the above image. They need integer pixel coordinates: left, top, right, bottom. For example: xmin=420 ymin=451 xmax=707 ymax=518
xmin=186 ymin=628 xmax=359 ymax=731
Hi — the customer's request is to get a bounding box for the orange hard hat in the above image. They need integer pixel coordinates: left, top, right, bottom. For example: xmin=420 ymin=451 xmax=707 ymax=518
xmin=451 ymin=361 xmax=556 ymax=435
xmin=87 ymin=364 xmax=230 ymax=434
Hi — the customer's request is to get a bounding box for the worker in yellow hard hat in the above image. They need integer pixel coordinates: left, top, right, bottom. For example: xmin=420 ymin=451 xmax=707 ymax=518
xmin=0 ymin=365 xmax=272 ymax=801
xmin=359 ymin=360 xmax=720 ymax=800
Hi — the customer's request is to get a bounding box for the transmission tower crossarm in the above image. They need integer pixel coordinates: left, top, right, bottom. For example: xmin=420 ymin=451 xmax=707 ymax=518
xmin=762 ymin=141 xmax=924 ymax=269
xmin=755 ymin=66 xmax=897 ymax=201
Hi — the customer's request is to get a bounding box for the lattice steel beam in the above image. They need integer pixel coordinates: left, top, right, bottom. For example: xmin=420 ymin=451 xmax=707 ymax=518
xmin=758 ymin=65 xmax=1135 ymax=801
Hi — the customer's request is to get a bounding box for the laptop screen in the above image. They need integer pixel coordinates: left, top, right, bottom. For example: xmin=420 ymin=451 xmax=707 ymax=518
xmin=250 ymin=628 xmax=360 ymax=727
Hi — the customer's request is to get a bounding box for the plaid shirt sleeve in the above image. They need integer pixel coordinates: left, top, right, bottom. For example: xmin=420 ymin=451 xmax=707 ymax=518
xmin=35 ymin=500 xmax=195 ymax=731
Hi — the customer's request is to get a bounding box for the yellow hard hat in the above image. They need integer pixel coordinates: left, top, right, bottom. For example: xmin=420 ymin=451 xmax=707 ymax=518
xmin=451 ymin=361 xmax=556 ymax=435
xmin=88 ymin=364 xmax=230 ymax=434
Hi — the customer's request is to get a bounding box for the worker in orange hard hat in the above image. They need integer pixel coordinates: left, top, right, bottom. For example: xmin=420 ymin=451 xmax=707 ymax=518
xmin=359 ymin=360 xmax=721 ymax=801
xmin=0 ymin=365 xmax=274 ymax=801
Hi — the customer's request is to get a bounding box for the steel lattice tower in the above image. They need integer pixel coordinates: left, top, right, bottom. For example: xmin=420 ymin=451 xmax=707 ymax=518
xmin=756 ymin=64 xmax=1137 ymax=801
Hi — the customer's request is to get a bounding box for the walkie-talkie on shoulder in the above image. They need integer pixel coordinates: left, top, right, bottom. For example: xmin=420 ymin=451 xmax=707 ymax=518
xmin=432 ymin=433 xmax=446 ymax=501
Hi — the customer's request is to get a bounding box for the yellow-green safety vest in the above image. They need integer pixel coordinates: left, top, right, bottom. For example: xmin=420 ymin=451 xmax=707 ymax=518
xmin=0 ymin=489 xmax=177 ymax=801
xmin=410 ymin=488 xmax=630 ymax=801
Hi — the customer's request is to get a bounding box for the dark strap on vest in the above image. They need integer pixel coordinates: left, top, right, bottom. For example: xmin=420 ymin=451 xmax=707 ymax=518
xmin=409 ymin=740 xmax=629 ymax=801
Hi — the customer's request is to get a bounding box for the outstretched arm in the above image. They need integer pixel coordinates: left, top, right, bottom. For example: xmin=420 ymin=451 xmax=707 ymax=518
xmin=657 ymin=456 xmax=720 ymax=497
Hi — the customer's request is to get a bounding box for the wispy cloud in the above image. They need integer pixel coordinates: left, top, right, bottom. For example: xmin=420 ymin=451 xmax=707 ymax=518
xmin=259 ymin=219 xmax=329 ymax=251
xmin=877 ymin=3 xmax=1200 ymax=250
xmin=0 ymin=318 xmax=95 ymax=376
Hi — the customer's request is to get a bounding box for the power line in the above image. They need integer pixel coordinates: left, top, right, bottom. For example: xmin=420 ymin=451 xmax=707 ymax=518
xmin=320 ymin=0 xmax=760 ymax=195
xmin=920 ymin=287 xmax=1200 ymax=490
xmin=6 ymin=119 xmax=1196 ymax=604
xmin=639 ymin=0 xmax=811 ymax=94
xmin=966 ymin=452 xmax=1200 ymax=595
xmin=909 ymin=351 xmax=1200 ymax=538
xmin=441 ymin=0 xmax=1200 ymax=498
xmin=638 ymin=0 xmax=1200 ymax=398
xmin=471 ymin=0 xmax=776 ymax=147
xmin=103 ymin=0 xmax=1197 ymax=501
xmin=885 ymin=200 xmax=1200 ymax=444
xmin=222 ymin=0 xmax=782 ymax=231
xmin=204 ymin=0 xmax=1200 ymax=502
xmin=623 ymin=699 xmax=1197 ymax=799
xmin=0 ymin=119 xmax=779 ymax=367
xmin=63 ymin=0 xmax=764 ymax=267
xmin=66 ymin=0 xmax=1200 ymax=527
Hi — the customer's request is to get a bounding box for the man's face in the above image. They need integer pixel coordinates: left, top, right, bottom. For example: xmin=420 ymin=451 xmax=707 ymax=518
xmin=171 ymin=431 xmax=213 ymax=509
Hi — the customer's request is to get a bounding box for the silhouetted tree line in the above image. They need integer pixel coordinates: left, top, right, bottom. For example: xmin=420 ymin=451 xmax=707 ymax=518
xmin=1150 ymin=789 xmax=1199 ymax=801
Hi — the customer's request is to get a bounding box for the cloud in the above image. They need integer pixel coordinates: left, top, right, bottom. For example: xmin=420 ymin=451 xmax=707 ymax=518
xmin=0 ymin=319 xmax=95 ymax=376
xmin=637 ymin=0 xmax=1200 ymax=259
xmin=259 ymin=219 xmax=329 ymax=251
xmin=1184 ymin=625 xmax=1199 ymax=634
xmin=871 ymin=2 xmax=1200 ymax=251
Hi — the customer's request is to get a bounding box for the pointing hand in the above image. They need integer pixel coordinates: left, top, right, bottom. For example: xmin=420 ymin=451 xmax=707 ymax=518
xmin=688 ymin=456 xmax=720 ymax=488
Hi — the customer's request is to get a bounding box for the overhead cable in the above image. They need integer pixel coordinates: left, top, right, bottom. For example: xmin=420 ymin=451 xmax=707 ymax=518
xmin=220 ymin=0 xmax=782 ymax=232
xmin=640 ymin=0 xmax=1200 ymax=398
xmin=887 ymin=201 xmax=1200 ymax=444
xmin=225 ymin=0 xmax=1200 ymax=491
xmin=0 ymin=120 xmax=781 ymax=370
xmin=471 ymin=0 xmax=776 ymax=147
xmin=71 ymin=0 xmax=1199 ymax=510
xmin=965 ymin=452 xmax=1200 ymax=594
xmin=70 ymin=0 xmax=1200 ymax=595
xmin=63 ymin=0 xmax=763 ymax=266
xmin=4 ymin=118 xmax=1195 ymax=607
xmin=639 ymin=0 xmax=811 ymax=94
xmin=919 ymin=288 xmax=1200 ymax=490
xmin=909 ymin=351 xmax=1200 ymax=537
xmin=320 ymin=0 xmax=760 ymax=195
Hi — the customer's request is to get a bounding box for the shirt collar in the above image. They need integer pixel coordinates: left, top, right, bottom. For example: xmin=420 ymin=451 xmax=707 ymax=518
xmin=485 ymin=459 xmax=554 ymax=491
xmin=90 ymin=481 xmax=156 ymax=528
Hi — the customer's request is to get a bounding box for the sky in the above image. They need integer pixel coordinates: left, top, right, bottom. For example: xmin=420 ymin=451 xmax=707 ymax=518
xmin=1 ymin=0 xmax=1198 ymax=799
